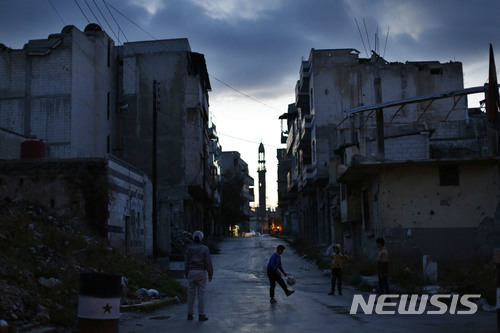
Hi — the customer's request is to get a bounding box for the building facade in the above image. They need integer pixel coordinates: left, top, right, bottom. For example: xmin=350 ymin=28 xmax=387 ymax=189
xmin=0 ymin=24 xmax=115 ymax=158
xmin=115 ymin=38 xmax=215 ymax=259
xmin=220 ymin=151 xmax=255 ymax=233
xmin=0 ymin=24 xmax=221 ymax=262
xmin=0 ymin=157 xmax=154 ymax=257
xmin=278 ymin=48 xmax=500 ymax=267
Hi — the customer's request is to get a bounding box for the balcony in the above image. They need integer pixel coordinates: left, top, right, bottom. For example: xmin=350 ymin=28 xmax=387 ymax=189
xmin=298 ymin=164 xmax=317 ymax=191
xmin=287 ymin=170 xmax=298 ymax=193
xmin=295 ymin=81 xmax=310 ymax=109
xmin=299 ymin=115 xmax=313 ymax=149
xmin=299 ymin=60 xmax=311 ymax=92
xmin=286 ymin=124 xmax=297 ymax=154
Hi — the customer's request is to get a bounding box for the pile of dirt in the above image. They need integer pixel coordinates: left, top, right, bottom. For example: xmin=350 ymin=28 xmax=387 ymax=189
xmin=0 ymin=200 xmax=186 ymax=331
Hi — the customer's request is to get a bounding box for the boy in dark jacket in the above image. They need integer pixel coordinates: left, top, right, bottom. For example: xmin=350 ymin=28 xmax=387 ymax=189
xmin=267 ymin=245 xmax=294 ymax=303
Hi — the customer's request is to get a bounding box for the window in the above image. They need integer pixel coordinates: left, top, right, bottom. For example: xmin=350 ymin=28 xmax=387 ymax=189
xmin=430 ymin=67 xmax=443 ymax=75
xmin=439 ymin=165 xmax=459 ymax=186
xmin=187 ymin=108 xmax=198 ymax=123
xmin=107 ymin=92 xmax=110 ymax=120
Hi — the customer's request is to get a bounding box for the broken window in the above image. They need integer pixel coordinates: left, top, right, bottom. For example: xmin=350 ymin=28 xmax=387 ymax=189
xmin=439 ymin=165 xmax=459 ymax=186
xmin=187 ymin=108 xmax=198 ymax=123
xmin=430 ymin=67 xmax=443 ymax=75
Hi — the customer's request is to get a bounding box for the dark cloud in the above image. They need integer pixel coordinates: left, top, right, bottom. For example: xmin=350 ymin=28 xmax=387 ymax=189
xmin=1 ymin=0 xmax=499 ymax=93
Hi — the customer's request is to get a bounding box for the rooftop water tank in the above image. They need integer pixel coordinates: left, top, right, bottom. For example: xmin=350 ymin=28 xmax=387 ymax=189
xmin=20 ymin=138 xmax=46 ymax=159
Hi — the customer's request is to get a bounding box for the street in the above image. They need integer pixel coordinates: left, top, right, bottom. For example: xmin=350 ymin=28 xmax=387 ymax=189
xmin=119 ymin=236 xmax=496 ymax=333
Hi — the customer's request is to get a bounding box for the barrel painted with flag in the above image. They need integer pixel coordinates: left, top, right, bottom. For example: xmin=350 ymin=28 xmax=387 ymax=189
xmin=77 ymin=273 xmax=122 ymax=333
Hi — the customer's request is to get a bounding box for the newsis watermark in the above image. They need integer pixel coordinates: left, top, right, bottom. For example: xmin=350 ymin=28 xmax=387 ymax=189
xmin=350 ymin=294 xmax=481 ymax=315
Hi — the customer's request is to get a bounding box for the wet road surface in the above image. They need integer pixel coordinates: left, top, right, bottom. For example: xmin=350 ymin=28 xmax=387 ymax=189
xmin=119 ymin=236 xmax=496 ymax=333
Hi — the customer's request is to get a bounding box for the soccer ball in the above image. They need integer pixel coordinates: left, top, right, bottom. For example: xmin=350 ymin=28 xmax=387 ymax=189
xmin=286 ymin=275 xmax=296 ymax=286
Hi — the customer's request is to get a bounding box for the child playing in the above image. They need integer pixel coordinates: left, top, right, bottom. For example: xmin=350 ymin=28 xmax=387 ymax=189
xmin=329 ymin=244 xmax=350 ymax=295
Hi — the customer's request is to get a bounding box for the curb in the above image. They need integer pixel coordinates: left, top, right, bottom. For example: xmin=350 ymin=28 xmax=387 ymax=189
xmin=120 ymin=297 xmax=180 ymax=313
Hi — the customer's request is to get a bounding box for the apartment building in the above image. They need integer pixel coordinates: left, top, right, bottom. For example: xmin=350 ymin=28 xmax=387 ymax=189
xmin=0 ymin=24 xmax=221 ymax=262
xmin=279 ymin=48 xmax=499 ymax=266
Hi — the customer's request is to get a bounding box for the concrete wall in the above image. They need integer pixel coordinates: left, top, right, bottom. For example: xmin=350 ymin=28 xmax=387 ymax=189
xmin=309 ymin=50 xmax=466 ymax=127
xmin=378 ymin=163 xmax=498 ymax=228
xmin=107 ymin=154 xmax=153 ymax=257
xmin=119 ymin=40 xmax=189 ymax=196
xmin=0 ymin=159 xmax=108 ymax=233
xmin=355 ymin=161 xmax=500 ymax=263
xmin=70 ymin=27 xmax=114 ymax=158
xmin=0 ymin=26 xmax=114 ymax=159
xmin=0 ymin=156 xmax=153 ymax=257
xmin=0 ymin=128 xmax=25 ymax=159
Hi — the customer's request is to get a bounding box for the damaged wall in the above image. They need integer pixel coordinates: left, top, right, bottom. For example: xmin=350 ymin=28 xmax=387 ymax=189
xmin=358 ymin=161 xmax=500 ymax=264
xmin=0 ymin=157 xmax=153 ymax=257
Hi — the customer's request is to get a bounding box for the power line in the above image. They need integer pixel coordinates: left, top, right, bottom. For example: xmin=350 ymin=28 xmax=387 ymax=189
xmin=102 ymin=0 xmax=128 ymax=43
xmin=217 ymin=131 xmax=280 ymax=149
xmin=74 ymin=0 xmax=91 ymax=24
xmin=209 ymin=74 xmax=284 ymax=113
xmin=48 ymin=0 xmax=66 ymax=25
xmin=83 ymin=0 xmax=103 ymax=27
xmin=103 ymin=0 xmax=157 ymax=40
xmin=101 ymin=1 xmax=284 ymax=115
xmin=70 ymin=2 xmax=283 ymax=149
xmin=92 ymin=0 xmax=120 ymax=44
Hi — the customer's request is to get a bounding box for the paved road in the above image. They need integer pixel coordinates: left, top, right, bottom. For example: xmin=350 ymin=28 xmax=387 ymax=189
xmin=119 ymin=236 xmax=497 ymax=333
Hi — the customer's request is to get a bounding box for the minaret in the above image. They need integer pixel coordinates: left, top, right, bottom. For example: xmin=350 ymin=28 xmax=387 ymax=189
xmin=258 ymin=142 xmax=266 ymax=217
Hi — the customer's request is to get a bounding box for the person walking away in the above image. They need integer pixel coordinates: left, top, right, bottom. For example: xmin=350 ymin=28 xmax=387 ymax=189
xmin=185 ymin=230 xmax=213 ymax=321
xmin=328 ymin=244 xmax=350 ymax=295
xmin=267 ymin=245 xmax=294 ymax=303
xmin=376 ymin=237 xmax=390 ymax=295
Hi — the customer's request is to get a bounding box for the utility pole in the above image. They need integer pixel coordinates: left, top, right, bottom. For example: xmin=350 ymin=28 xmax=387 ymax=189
xmin=152 ymin=80 xmax=160 ymax=257
xmin=372 ymin=52 xmax=385 ymax=160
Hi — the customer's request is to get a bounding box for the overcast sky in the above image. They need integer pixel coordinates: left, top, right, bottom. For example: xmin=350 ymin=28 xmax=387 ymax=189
xmin=1 ymin=0 xmax=499 ymax=209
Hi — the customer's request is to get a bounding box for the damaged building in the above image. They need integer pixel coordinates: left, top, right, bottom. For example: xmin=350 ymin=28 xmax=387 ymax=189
xmin=278 ymin=48 xmax=500 ymax=270
xmin=0 ymin=24 xmax=221 ymax=263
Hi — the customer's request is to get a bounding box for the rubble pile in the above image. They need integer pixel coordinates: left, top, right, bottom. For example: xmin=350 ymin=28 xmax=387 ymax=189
xmin=0 ymin=200 xmax=186 ymax=331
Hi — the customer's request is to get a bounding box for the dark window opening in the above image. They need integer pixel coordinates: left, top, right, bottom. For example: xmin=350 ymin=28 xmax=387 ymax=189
xmin=50 ymin=198 xmax=55 ymax=208
xmin=107 ymin=92 xmax=110 ymax=120
xmin=187 ymin=108 xmax=198 ymax=123
xmin=439 ymin=165 xmax=459 ymax=186
xmin=430 ymin=68 xmax=443 ymax=75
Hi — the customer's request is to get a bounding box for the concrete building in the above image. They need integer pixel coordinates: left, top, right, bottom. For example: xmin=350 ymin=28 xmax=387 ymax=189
xmin=0 ymin=157 xmax=154 ymax=257
xmin=278 ymin=48 xmax=500 ymax=268
xmin=220 ymin=151 xmax=255 ymax=233
xmin=115 ymin=38 xmax=215 ymax=260
xmin=0 ymin=25 xmax=220 ymax=262
xmin=0 ymin=24 xmax=115 ymax=158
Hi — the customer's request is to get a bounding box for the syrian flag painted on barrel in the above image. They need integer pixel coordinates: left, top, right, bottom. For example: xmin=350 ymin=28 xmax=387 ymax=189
xmin=77 ymin=273 xmax=122 ymax=320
